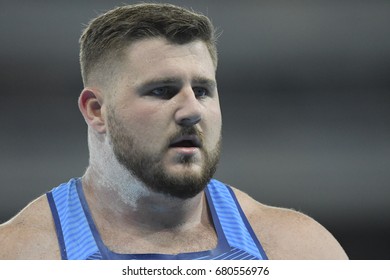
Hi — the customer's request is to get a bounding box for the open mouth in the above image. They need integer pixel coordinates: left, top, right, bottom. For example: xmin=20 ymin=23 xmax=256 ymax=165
xmin=169 ymin=135 xmax=202 ymax=148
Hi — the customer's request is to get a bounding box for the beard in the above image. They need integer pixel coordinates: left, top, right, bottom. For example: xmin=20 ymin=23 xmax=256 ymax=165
xmin=106 ymin=106 xmax=221 ymax=199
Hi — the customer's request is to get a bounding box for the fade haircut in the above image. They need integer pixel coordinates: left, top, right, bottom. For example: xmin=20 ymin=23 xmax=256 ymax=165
xmin=79 ymin=3 xmax=218 ymax=86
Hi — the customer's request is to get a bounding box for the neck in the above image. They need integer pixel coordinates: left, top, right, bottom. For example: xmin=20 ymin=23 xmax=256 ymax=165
xmin=82 ymin=169 xmax=206 ymax=231
xmin=83 ymin=130 xmax=207 ymax=231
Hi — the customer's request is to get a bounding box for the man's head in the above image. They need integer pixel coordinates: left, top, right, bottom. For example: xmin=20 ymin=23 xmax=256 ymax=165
xmin=79 ymin=3 xmax=218 ymax=88
xmin=78 ymin=4 xmax=222 ymax=200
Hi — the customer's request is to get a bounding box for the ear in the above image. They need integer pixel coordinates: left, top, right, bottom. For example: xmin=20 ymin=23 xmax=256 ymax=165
xmin=78 ymin=88 xmax=106 ymax=133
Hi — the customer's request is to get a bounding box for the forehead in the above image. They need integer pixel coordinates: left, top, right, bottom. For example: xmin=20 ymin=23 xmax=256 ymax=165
xmin=119 ymin=38 xmax=216 ymax=84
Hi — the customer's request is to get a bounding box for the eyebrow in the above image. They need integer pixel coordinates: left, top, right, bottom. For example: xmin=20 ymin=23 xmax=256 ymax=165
xmin=136 ymin=76 xmax=217 ymax=92
xmin=193 ymin=77 xmax=217 ymax=88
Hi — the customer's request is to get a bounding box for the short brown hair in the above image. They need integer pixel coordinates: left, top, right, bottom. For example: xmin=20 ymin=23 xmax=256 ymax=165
xmin=79 ymin=3 xmax=218 ymax=86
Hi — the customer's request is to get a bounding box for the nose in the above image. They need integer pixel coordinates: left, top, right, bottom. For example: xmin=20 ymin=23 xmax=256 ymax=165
xmin=175 ymin=88 xmax=202 ymax=127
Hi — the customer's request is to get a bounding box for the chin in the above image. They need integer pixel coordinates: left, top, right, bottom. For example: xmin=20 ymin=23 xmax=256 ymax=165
xmin=147 ymin=167 xmax=211 ymax=199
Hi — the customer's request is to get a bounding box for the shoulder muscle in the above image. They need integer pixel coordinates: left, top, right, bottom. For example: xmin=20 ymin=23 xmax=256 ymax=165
xmin=231 ymin=187 xmax=348 ymax=260
xmin=0 ymin=195 xmax=60 ymax=259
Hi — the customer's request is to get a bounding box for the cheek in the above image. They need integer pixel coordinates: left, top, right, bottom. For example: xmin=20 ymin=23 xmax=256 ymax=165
xmin=124 ymin=104 xmax=169 ymax=144
xmin=205 ymin=105 xmax=222 ymax=143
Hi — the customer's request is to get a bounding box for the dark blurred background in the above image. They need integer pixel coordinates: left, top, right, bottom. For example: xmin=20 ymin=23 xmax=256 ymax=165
xmin=1 ymin=0 xmax=389 ymax=259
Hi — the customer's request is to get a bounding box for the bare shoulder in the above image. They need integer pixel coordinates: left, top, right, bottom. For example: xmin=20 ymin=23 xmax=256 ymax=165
xmin=0 ymin=195 xmax=60 ymax=260
xmin=231 ymin=187 xmax=348 ymax=260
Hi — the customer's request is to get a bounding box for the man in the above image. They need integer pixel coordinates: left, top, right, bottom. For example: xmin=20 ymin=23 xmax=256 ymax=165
xmin=0 ymin=3 xmax=347 ymax=260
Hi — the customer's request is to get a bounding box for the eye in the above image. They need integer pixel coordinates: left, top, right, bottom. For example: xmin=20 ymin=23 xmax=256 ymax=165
xmin=193 ymin=87 xmax=208 ymax=99
xmin=149 ymin=87 xmax=176 ymax=99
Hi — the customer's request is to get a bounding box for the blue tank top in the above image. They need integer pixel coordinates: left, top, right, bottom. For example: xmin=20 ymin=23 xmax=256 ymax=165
xmin=46 ymin=178 xmax=268 ymax=260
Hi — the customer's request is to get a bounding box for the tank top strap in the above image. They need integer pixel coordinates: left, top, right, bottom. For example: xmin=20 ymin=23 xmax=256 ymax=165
xmin=46 ymin=178 xmax=101 ymax=260
xmin=206 ymin=179 xmax=268 ymax=260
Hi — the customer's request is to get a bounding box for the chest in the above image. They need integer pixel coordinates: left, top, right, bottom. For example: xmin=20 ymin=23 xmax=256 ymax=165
xmin=99 ymin=225 xmax=219 ymax=255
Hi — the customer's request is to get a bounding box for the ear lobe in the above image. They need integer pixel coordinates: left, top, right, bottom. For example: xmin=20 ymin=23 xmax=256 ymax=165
xmin=78 ymin=88 xmax=106 ymax=133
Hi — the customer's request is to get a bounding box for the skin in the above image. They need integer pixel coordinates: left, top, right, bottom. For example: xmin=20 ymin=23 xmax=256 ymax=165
xmin=0 ymin=38 xmax=348 ymax=259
